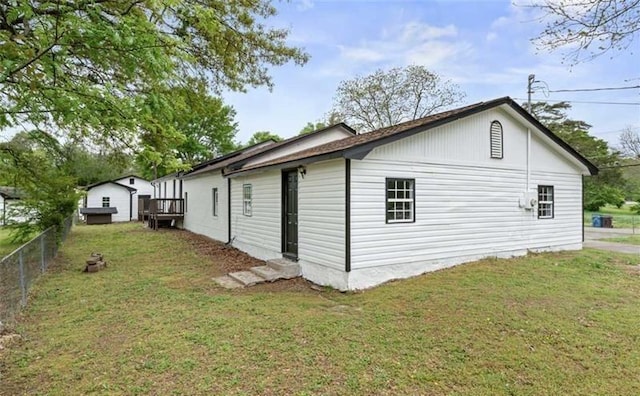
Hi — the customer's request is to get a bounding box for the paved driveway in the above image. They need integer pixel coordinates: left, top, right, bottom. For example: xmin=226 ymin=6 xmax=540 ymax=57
xmin=584 ymin=226 xmax=639 ymax=254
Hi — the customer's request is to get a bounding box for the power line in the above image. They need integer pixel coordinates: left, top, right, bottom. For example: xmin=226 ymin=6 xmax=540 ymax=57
xmin=548 ymin=85 xmax=640 ymax=93
xmin=514 ymin=98 xmax=640 ymax=106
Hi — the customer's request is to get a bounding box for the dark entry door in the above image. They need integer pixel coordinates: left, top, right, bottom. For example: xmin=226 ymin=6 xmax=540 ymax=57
xmin=283 ymin=170 xmax=298 ymax=258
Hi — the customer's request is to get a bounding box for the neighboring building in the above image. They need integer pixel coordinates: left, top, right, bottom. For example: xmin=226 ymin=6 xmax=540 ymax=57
xmin=152 ymin=97 xmax=597 ymax=290
xmin=0 ymin=186 xmax=23 ymax=226
xmin=83 ymin=176 xmax=152 ymax=223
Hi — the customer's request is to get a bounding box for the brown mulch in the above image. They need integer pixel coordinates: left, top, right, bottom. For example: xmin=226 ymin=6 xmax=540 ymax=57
xmin=167 ymin=229 xmax=323 ymax=293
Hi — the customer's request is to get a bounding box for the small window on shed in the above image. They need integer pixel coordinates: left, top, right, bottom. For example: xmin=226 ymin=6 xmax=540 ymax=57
xmin=490 ymin=121 xmax=503 ymax=159
xmin=102 ymin=197 xmax=110 ymax=208
xmin=212 ymin=188 xmax=218 ymax=217
xmin=129 ymin=178 xmax=135 ymax=185
xmin=243 ymin=184 xmax=252 ymax=216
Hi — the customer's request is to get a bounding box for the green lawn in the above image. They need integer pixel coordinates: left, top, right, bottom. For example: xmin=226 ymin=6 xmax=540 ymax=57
xmin=0 ymin=227 xmax=21 ymax=258
xmin=584 ymin=204 xmax=640 ymax=229
xmin=2 ymin=223 xmax=640 ymax=395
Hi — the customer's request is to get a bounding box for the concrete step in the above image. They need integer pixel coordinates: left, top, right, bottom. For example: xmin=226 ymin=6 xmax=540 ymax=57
xmin=250 ymin=265 xmax=284 ymax=282
xmin=228 ymin=270 xmax=266 ymax=286
xmin=266 ymin=258 xmax=301 ymax=278
xmin=212 ymin=275 xmax=244 ymax=289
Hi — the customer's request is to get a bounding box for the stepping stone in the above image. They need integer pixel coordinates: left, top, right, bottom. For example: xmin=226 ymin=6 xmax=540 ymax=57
xmin=266 ymin=259 xmax=301 ymax=278
xmin=228 ymin=271 xmax=265 ymax=286
xmin=213 ymin=275 xmax=244 ymax=289
xmin=250 ymin=266 xmax=284 ymax=282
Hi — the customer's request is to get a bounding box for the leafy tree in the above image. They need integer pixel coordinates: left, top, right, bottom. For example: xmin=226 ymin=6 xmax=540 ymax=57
xmin=531 ymin=0 xmax=640 ymax=63
xmin=246 ymin=131 xmax=282 ymax=147
xmin=299 ymin=122 xmax=327 ymax=135
xmin=529 ymin=101 xmax=625 ymax=211
xmin=0 ymin=1 xmax=307 ymax=164
xmin=0 ymin=132 xmax=81 ymax=242
xmin=331 ymin=65 xmax=465 ymax=132
xmin=1 ymin=1 xmax=306 ymax=230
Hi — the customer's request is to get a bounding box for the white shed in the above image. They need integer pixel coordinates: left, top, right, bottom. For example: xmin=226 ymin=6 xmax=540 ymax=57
xmin=222 ymin=97 xmax=597 ymax=290
xmin=0 ymin=186 xmax=23 ymax=226
xmin=84 ymin=181 xmax=137 ymax=222
xmin=113 ymin=175 xmax=153 ymax=219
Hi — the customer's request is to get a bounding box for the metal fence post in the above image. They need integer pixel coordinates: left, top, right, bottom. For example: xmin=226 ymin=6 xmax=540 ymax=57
xmin=19 ymin=249 xmax=26 ymax=307
xmin=40 ymin=233 xmax=46 ymax=272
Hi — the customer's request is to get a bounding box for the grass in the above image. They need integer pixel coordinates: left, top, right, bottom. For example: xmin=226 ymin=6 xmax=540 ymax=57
xmin=0 ymin=227 xmax=21 ymax=258
xmin=603 ymin=235 xmax=640 ymax=245
xmin=584 ymin=204 xmax=640 ymax=229
xmin=2 ymin=223 xmax=640 ymax=395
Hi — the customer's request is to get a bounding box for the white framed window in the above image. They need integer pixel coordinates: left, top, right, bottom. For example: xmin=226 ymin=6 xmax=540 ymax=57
xmin=538 ymin=185 xmax=554 ymax=219
xmin=490 ymin=120 xmax=503 ymax=159
xmin=212 ymin=188 xmax=218 ymax=217
xmin=102 ymin=197 xmax=110 ymax=208
xmin=386 ymin=178 xmax=415 ymax=223
xmin=243 ymin=184 xmax=252 ymax=216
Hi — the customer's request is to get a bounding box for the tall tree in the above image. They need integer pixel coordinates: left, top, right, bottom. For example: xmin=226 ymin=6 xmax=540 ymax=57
xmin=529 ymin=101 xmax=625 ymax=210
xmin=531 ymin=0 xmax=640 ymax=62
xmin=330 ymin=65 xmax=465 ymax=132
xmin=0 ymin=1 xmax=307 ymax=231
xmin=619 ymin=126 xmax=640 ymax=158
xmin=299 ymin=121 xmax=327 ymax=135
xmin=0 ymin=131 xmax=81 ymax=241
xmin=246 ymin=131 xmax=282 ymax=147
xmin=1 ymin=1 xmax=308 ymax=157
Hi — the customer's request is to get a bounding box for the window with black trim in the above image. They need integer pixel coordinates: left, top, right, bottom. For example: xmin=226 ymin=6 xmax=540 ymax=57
xmin=386 ymin=178 xmax=415 ymax=223
xmin=243 ymin=184 xmax=252 ymax=216
xmin=184 ymin=192 xmax=188 ymax=213
xmin=129 ymin=178 xmax=135 ymax=185
xmin=102 ymin=197 xmax=110 ymax=208
xmin=490 ymin=120 xmax=503 ymax=159
xmin=212 ymin=188 xmax=218 ymax=217
xmin=538 ymin=185 xmax=554 ymax=219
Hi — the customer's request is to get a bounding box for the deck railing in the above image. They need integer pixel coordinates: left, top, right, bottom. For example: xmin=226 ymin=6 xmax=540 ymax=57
xmin=148 ymin=198 xmax=184 ymax=230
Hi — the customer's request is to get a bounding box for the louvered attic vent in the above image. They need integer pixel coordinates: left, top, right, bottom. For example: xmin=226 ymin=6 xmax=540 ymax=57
xmin=490 ymin=120 xmax=503 ymax=159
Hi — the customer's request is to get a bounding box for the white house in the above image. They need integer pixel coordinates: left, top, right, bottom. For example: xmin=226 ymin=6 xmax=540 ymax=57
xmin=153 ymin=97 xmax=597 ymax=290
xmin=0 ymin=186 xmax=23 ymax=226
xmin=83 ymin=176 xmax=153 ymax=223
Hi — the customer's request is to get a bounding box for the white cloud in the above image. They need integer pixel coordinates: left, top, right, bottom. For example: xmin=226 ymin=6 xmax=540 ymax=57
xmin=296 ymin=0 xmax=314 ymax=11
xmin=486 ymin=32 xmax=498 ymax=42
xmin=319 ymin=21 xmax=471 ymax=76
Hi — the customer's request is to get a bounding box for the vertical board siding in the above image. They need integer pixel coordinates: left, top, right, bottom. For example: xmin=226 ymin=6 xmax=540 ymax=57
xmin=298 ymin=160 xmax=345 ymax=270
xmin=182 ymin=173 xmax=228 ymax=242
xmin=230 ymin=170 xmax=282 ymax=260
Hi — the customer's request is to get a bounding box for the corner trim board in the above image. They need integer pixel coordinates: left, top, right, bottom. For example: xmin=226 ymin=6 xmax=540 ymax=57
xmin=345 ymin=158 xmax=351 ymax=273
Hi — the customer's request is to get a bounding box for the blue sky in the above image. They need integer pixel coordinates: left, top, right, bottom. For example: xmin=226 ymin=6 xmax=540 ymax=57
xmin=224 ymin=0 xmax=640 ymax=146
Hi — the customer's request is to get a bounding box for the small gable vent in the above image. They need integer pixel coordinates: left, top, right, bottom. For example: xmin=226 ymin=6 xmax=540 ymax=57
xmin=490 ymin=121 xmax=503 ymax=159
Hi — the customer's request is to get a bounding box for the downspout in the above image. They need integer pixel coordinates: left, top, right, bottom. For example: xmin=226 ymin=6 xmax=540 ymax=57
xmin=227 ymin=177 xmax=232 ymax=244
xmin=526 ymin=128 xmax=531 ymax=193
xmin=129 ymin=191 xmax=135 ymax=221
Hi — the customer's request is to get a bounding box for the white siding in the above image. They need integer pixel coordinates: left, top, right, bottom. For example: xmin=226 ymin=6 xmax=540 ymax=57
xmin=114 ymin=176 xmax=153 ymax=218
xmin=86 ymin=184 xmax=131 ymax=222
xmin=230 ymin=170 xmax=282 ymax=260
xmin=182 ymin=173 xmax=228 ymax=242
xmin=298 ymin=160 xmax=346 ymax=284
xmin=243 ymin=126 xmax=353 ymax=167
xmin=346 ymin=109 xmax=585 ymax=290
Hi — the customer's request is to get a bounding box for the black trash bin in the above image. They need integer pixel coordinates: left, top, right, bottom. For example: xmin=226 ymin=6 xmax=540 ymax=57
xmin=601 ymin=215 xmax=613 ymax=228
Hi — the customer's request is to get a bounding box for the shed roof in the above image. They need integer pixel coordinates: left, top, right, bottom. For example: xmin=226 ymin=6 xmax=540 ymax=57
xmin=225 ymin=97 xmax=598 ymax=176
xmin=84 ymin=180 xmax=137 ymax=192
xmin=80 ymin=207 xmax=118 ymax=214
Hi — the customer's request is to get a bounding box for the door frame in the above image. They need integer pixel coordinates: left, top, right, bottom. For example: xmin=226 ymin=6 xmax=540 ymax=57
xmin=281 ymin=168 xmax=299 ymax=260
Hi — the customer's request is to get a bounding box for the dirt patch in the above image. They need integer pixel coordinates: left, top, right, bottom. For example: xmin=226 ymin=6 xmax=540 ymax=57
xmin=170 ymin=230 xmax=265 ymax=273
xmin=168 ymin=229 xmax=324 ymax=293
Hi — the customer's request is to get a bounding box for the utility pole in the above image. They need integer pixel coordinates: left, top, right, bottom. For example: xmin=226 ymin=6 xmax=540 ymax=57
xmin=527 ymin=74 xmax=535 ymax=113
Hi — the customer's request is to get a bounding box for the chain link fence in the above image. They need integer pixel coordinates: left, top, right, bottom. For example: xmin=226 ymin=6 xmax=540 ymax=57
xmin=0 ymin=216 xmax=73 ymax=327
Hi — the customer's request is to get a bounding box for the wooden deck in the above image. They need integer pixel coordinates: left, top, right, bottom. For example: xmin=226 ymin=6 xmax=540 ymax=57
xmin=148 ymin=198 xmax=184 ymax=230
